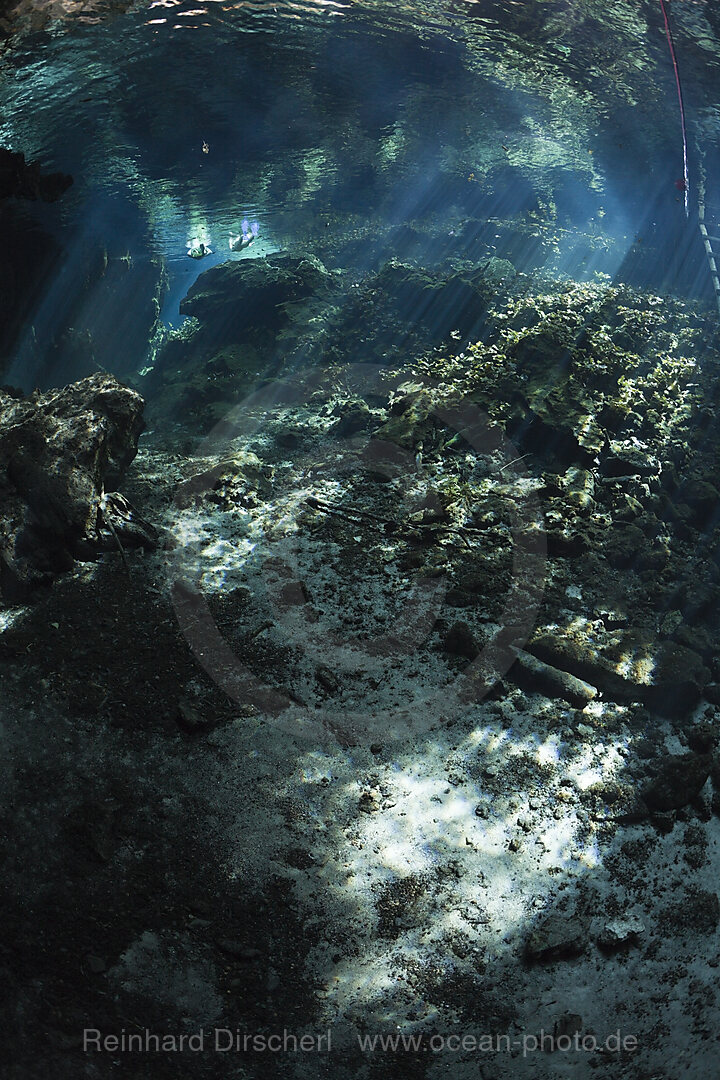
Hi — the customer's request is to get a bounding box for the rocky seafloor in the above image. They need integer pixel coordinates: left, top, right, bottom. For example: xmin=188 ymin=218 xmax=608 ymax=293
xmin=3 ymin=251 xmax=720 ymax=1079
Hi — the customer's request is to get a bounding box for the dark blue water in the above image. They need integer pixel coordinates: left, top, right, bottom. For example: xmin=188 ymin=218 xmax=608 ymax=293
xmin=1 ymin=0 xmax=720 ymax=389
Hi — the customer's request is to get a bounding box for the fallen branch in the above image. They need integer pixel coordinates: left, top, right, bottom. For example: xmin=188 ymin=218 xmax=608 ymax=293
xmin=305 ymin=495 xmax=484 ymax=544
xmin=105 ymin=516 xmax=130 ymax=575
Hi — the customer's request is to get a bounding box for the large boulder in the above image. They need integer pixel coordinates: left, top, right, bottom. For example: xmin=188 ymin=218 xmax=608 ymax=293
xmin=144 ymin=253 xmax=339 ymax=428
xmin=0 ymin=373 xmax=155 ymax=599
xmin=179 ymin=253 xmax=335 ymax=340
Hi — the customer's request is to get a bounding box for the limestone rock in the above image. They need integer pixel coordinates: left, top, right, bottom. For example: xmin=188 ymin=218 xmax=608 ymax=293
xmin=580 ymin=780 xmax=646 ymax=822
xmin=597 ymin=915 xmax=645 ymax=950
xmin=561 ymin=465 xmax=595 ymax=511
xmin=372 ymin=259 xmax=508 ymax=342
xmin=604 ymin=523 xmax=647 ymax=568
xmin=525 ymin=910 xmax=589 ymax=962
xmin=509 ymin=381 xmax=605 ymax=466
xmin=0 ymin=373 xmax=152 ymax=598
xmin=642 ymin=753 xmax=713 ymax=812
xmin=332 ymin=399 xmax=374 ymax=435
xmin=681 ymin=478 xmax=720 ymax=528
xmin=374 ymin=388 xmax=436 ymax=450
xmin=180 ymin=253 xmax=335 ymax=336
xmin=602 ymin=439 xmax=659 ymax=478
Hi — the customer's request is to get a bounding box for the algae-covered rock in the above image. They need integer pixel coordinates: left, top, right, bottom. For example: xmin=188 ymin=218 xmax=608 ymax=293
xmin=372 ymin=258 xmax=511 ymax=343
xmin=602 ymin=440 xmax=659 ymax=478
xmin=681 ymin=479 xmax=720 ymax=529
xmin=145 ymin=253 xmax=343 ymax=428
xmin=373 ymin=388 xmax=436 ymax=450
xmin=580 ymin=780 xmax=646 ymax=823
xmin=0 ymin=373 xmax=151 ymax=598
xmin=145 ymin=341 xmax=272 ymax=428
xmin=332 ymin=399 xmax=375 ymax=436
xmin=180 ymin=253 xmax=335 ymax=334
xmin=480 ymin=256 xmax=516 ymax=288
xmin=176 ymin=450 xmax=274 ymax=511
xmin=545 ymin=527 xmax=588 ymax=558
xmin=604 ymin=523 xmax=646 ymax=569
xmin=508 ymin=381 xmax=606 ymax=468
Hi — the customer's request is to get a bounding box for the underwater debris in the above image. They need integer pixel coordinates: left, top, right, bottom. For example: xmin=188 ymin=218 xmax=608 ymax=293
xmin=305 ymin=494 xmax=480 ymax=546
xmin=94 ymin=490 xmax=158 ymax=572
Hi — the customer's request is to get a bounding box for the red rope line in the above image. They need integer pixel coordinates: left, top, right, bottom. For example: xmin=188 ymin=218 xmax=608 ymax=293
xmin=659 ymin=0 xmax=689 ymax=216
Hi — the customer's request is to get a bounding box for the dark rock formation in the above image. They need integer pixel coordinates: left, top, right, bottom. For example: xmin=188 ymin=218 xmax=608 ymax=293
xmin=180 ymin=253 xmax=336 ymax=339
xmin=29 ymin=251 xmax=168 ymax=387
xmin=641 ymin=753 xmax=713 ymax=812
xmin=443 ymin=620 xmax=480 ymax=660
xmin=0 ymin=215 xmax=59 ymax=371
xmin=0 ymin=149 xmax=73 ymax=383
xmin=0 ymin=148 xmax=72 ymax=203
xmin=144 ymin=253 xmax=339 ymax=428
xmin=0 ymin=373 xmax=155 ymax=599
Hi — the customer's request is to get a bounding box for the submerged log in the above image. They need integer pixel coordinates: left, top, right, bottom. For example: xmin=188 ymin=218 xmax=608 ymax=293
xmin=509 ymin=646 xmax=598 ymax=708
